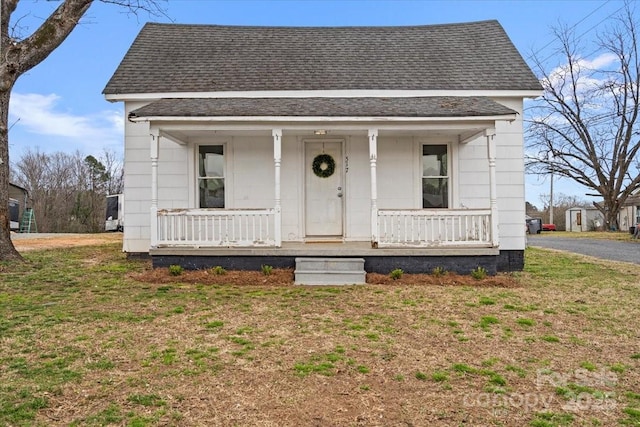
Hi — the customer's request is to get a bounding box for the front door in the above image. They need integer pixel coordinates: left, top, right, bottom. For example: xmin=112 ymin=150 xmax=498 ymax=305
xmin=305 ymin=140 xmax=343 ymax=237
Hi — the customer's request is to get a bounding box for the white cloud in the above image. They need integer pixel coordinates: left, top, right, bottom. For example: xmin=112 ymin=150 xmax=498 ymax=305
xmin=583 ymin=52 xmax=619 ymax=69
xmin=544 ymin=53 xmax=619 ymax=104
xmin=8 ymin=92 xmax=124 ymax=150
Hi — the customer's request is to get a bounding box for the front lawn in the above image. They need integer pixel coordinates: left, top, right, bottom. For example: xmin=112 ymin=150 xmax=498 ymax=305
xmin=1 ymin=244 xmax=639 ymax=426
xmin=537 ymin=230 xmax=640 ymax=242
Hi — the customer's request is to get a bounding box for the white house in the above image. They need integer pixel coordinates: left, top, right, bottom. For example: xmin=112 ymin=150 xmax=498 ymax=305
xmin=619 ymin=193 xmax=640 ymax=233
xmin=103 ymin=20 xmax=542 ymax=274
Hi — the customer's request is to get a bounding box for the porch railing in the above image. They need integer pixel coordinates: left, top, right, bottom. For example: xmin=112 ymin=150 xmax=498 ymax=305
xmin=376 ymin=209 xmax=492 ymax=247
xmin=156 ymin=208 xmax=491 ymax=249
xmin=156 ymin=208 xmax=279 ymax=247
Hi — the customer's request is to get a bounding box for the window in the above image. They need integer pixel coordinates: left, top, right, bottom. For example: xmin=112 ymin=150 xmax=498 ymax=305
xmin=422 ymin=144 xmax=448 ymax=208
xmin=198 ymin=145 xmax=224 ymax=208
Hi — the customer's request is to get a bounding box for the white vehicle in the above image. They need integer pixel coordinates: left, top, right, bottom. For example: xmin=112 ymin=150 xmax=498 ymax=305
xmin=105 ymin=194 xmax=124 ymax=232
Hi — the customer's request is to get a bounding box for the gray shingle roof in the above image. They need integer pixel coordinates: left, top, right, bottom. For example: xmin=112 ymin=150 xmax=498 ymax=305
xmin=128 ymin=97 xmax=517 ymax=118
xmin=104 ymin=21 xmax=541 ymax=95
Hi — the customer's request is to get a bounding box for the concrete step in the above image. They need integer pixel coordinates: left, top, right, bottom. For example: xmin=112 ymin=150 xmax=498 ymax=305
xmin=295 ymin=257 xmax=366 ymax=285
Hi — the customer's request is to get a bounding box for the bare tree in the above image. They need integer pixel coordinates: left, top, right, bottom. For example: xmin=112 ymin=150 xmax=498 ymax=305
xmin=526 ymin=4 xmax=640 ymax=231
xmin=12 ymin=149 xmax=124 ymax=233
xmin=0 ymin=0 xmax=165 ymax=261
xmin=101 ymin=149 xmax=124 ymax=195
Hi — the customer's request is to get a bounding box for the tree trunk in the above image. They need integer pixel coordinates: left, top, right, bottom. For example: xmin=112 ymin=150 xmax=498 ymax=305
xmin=0 ymin=87 xmax=23 ymax=261
xmin=604 ymin=203 xmax=622 ymax=232
xmin=0 ymin=0 xmax=161 ymax=260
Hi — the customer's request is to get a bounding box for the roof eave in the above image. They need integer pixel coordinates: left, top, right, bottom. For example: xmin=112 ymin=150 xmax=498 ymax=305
xmin=129 ymin=114 xmax=518 ymax=123
xmin=106 ymin=89 xmax=544 ymax=102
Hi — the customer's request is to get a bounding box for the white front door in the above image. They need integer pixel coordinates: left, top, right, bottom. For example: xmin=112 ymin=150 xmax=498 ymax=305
xmin=305 ymin=140 xmax=343 ymax=237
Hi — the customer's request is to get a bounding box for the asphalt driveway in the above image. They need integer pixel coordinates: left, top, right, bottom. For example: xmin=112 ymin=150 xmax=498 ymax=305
xmin=527 ymin=234 xmax=640 ymax=265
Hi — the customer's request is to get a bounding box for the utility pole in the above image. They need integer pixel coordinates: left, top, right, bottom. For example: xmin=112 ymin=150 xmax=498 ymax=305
xmin=548 ymin=151 xmax=554 ymax=225
xmin=549 ymin=167 xmax=554 ymax=225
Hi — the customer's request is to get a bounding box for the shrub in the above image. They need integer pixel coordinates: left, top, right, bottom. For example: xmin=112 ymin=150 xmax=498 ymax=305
xmin=210 ymin=266 xmax=226 ymax=275
xmin=471 ymin=266 xmax=488 ymax=280
xmin=431 ymin=266 xmax=447 ymax=277
xmin=168 ymin=265 xmax=183 ymax=276
xmin=261 ymin=264 xmax=273 ymax=276
xmin=390 ymin=268 xmax=404 ymax=280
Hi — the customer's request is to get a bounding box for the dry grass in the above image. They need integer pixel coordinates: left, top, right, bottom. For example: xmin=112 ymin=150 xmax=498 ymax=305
xmin=540 ymin=230 xmax=640 ymax=242
xmin=1 ymin=241 xmax=639 ymax=426
xmin=11 ymin=232 xmax=123 ymax=251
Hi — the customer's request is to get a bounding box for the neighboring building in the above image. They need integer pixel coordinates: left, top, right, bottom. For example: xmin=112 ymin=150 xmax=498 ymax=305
xmin=619 ymin=193 xmax=640 ymax=233
xmin=8 ymin=183 xmax=28 ymax=231
xmin=565 ymin=207 xmax=604 ymax=232
xmin=103 ymin=20 xmax=542 ymax=274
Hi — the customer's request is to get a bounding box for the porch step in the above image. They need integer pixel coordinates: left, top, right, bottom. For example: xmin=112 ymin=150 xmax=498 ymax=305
xmin=294 ymin=257 xmax=366 ymax=285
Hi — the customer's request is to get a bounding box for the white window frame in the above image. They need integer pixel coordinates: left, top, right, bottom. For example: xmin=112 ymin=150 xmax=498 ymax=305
xmin=420 ymin=142 xmax=452 ymax=209
xmin=197 ymin=143 xmax=226 ymax=209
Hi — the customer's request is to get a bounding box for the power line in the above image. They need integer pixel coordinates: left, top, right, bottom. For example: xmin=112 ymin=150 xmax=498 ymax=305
xmin=528 ymin=1 xmax=632 ymax=67
xmin=525 ymin=0 xmax=614 ymax=62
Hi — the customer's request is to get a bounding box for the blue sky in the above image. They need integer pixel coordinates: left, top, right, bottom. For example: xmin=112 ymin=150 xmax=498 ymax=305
xmin=7 ymin=0 xmax=629 ymax=207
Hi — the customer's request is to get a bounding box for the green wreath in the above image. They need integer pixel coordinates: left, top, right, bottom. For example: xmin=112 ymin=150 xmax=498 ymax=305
xmin=312 ymin=154 xmax=336 ymax=178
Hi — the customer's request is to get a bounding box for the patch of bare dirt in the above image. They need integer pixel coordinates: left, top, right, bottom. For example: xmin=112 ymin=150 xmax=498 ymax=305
xmin=366 ymin=272 xmax=519 ymax=287
xmin=11 ymin=233 xmax=122 ymax=251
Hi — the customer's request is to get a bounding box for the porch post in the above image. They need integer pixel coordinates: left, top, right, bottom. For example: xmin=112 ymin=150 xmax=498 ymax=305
xmin=272 ymin=129 xmax=282 ymax=247
xmin=486 ymin=128 xmax=499 ymax=247
xmin=368 ymin=129 xmax=379 ymax=247
xmin=150 ymin=129 xmax=160 ymax=248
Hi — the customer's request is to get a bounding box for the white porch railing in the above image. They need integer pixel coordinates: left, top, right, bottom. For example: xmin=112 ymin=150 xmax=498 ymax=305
xmin=376 ymin=209 xmax=492 ymax=247
xmin=156 ymin=208 xmax=491 ymax=249
xmin=156 ymin=208 xmax=279 ymax=247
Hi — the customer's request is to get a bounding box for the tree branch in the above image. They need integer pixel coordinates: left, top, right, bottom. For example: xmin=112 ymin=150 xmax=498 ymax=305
xmin=11 ymin=0 xmax=94 ymax=76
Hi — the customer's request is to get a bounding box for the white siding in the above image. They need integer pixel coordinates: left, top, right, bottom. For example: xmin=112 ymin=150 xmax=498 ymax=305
xmin=281 ymin=136 xmax=303 ymax=240
xmin=377 ymin=137 xmax=417 ymax=210
xmin=494 ymin=97 xmax=527 ymax=251
xmin=231 ymin=136 xmax=274 ymax=209
xmin=344 ymin=135 xmax=371 ymax=240
xmin=454 ymin=97 xmax=527 ymax=251
xmin=121 ymin=98 xmax=528 ymax=253
xmin=122 ymin=102 xmax=190 ymax=252
xmin=122 ymin=102 xmax=152 ymax=253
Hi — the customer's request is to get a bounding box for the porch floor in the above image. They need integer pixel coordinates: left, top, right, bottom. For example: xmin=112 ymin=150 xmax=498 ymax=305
xmin=150 ymin=241 xmax=498 ymax=257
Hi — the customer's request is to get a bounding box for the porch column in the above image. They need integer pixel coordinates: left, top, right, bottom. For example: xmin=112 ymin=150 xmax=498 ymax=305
xmin=272 ymin=129 xmax=282 ymax=247
xmin=150 ymin=130 xmax=160 ymax=248
xmin=368 ymin=129 xmax=379 ymax=247
xmin=486 ymin=128 xmax=500 ymax=247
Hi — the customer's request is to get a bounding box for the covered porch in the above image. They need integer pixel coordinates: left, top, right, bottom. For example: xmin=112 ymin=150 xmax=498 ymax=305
xmin=129 ymin=96 xmax=516 ymax=253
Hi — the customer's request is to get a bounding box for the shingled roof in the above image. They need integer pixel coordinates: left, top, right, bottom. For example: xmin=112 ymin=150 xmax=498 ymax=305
xmin=104 ymin=20 xmax=541 ymax=95
xmin=129 ymin=96 xmax=517 ymax=119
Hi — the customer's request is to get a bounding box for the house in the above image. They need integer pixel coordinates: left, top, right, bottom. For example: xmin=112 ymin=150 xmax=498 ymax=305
xmin=565 ymin=207 xmax=604 ymax=232
xmin=619 ymin=192 xmax=640 ymax=233
xmin=103 ymin=20 xmax=542 ymax=275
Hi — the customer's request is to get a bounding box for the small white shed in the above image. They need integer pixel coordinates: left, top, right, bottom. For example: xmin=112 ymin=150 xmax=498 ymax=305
xmin=565 ymin=207 xmax=603 ymax=232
